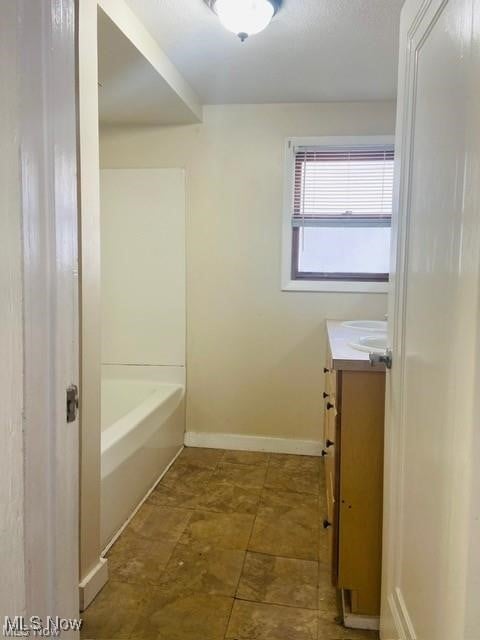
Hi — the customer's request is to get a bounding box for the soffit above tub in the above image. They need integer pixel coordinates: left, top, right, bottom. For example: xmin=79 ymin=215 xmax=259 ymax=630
xmin=97 ymin=2 xmax=202 ymax=125
xmin=123 ymin=0 xmax=403 ymax=104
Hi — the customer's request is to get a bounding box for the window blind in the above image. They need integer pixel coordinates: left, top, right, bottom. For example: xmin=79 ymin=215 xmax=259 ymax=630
xmin=292 ymin=144 xmax=394 ymax=228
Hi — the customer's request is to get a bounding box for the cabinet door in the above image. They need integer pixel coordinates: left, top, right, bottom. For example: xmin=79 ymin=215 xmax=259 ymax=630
xmin=337 ymin=370 xmax=385 ymax=616
xmin=323 ymin=369 xmax=339 ymax=585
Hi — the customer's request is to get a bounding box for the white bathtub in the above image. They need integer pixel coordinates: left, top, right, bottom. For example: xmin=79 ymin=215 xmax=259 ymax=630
xmin=100 ymin=376 xmax=185 ymax=548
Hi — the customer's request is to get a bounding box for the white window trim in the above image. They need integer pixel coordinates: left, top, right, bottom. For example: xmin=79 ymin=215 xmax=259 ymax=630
xmin=281 ymin=135 xmax=395 ymax=294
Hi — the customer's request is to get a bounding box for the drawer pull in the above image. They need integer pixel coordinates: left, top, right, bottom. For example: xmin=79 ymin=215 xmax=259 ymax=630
xmin=323 ymin=519 xmax=332 ymax=529
xmin=323 ymin=392 xmax=329 ymax=399
xmin=326 ymin=439 xmax=334 ymax=448
xmin=323 ymin=367 xmax=330 ymax=373
xmin=321 ymin=449 xmax=327 ymax=457
xmin=326 ymin=402 xmax=334 ymax=410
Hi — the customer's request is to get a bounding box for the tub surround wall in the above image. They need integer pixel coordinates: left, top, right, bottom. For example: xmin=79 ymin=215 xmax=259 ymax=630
xmin=100 ymin=168 xmax=186 ymax=369
xmin=100 ymin=102 xmax=393 ymax=447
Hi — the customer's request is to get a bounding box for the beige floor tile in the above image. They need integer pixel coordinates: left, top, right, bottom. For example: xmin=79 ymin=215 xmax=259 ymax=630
xmin=317 ymin=613 xmax=379 ymax=639
xmin=212 ymin=461 xmax=267 ymax=489
xmin=128 ymin=503 xmax=191 ymax=540
xmin=269 ymin=453 xmax=320 ymax=474
xmin=225 ymin=599 xmax=318 ymax=640
xmin=132 ymin=590 xmax=234 ymax=640
xmin=317 ymin=567 xmax=338 ymax=613
xmin=155 ymin=542 xmax=246 ymax=596
xmin=80 ymin=581 xmax=150 ymax=639
xmin=264 ymin=465 xmax=320 ymax=495
xmin=237 ymin=551 xmax=319 ymax=609
xmin=318 ymin=525 xmax=330 ymax=567
xmin=248 ymin=488 xmax=319 ymax=560
xmin=257 ymin=486 xmax=320 ymax=517
xmin=196 ymin=478 xmax=262 ymax=515
xmin=178 ymin=510 xmax=254 ymax=550
xmin=266 ymin=454 xmax=320 ymax=495
xmin=178 ymin=447 xmax=224 ymax=468
xmin=160 ymin=460 xmax=214 ymax=487
xmin=222 ymin=450 xmax=270 ymax=466
xmin=107 ymin=529 xmax=178 ymax=586
xmin=147 ymin=479 xmax=205 ymax=510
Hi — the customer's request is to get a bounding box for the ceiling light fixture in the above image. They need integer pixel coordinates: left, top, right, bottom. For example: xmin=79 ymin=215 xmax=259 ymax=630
xmin=205 ymin=0 xmax=281 ymax=42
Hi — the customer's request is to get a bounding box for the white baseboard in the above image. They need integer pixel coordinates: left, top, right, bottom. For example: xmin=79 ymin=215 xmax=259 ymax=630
xmin=342 ymin=590 xmax=379 ymax=631
xmin=79 ymin=557 xmax=108 ymax=611
xmin=184 ymin=431 xmax=323 ymax=456
xmin=388 ymin=589 xmax=416 ymax=640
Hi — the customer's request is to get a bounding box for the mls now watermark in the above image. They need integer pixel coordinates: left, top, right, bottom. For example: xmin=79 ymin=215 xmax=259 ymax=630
xmin=3 ymin=616 xmax=82 ymax=637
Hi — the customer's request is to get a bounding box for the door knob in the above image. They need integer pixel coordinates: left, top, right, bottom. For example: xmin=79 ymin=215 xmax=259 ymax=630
xmin=326 ymin=439 xmax=334 ymax=448
xmin=323 ymin=519 xmax=332 ymax=529
xmin=326 ymin=402 xmax=334 ymax=410
xmin=323 ymin=392 xmax=329 ymax=399
xmin=321 ymin=449 xmax=327 ymax=457
xmin=369 ymin=349 xmax=392 ymax=369
xmin=323 ymin=367 xmax=329 ymax=373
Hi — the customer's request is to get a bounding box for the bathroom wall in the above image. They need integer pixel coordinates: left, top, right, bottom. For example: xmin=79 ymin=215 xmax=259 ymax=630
xmin=100 ymin=168 xmax=186 ymax=373
xmin=100 ymin=101 xmax=394 ymax=445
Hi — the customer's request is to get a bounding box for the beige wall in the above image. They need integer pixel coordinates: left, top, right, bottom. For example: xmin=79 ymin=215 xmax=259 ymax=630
xmin=100 ymin=102 xmax=395 ymax=443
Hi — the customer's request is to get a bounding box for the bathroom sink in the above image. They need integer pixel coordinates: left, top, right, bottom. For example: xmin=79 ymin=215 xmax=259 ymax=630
xmin=349 ymin=334 xmax=388 ymax=354
xmin=342 ymin=320 xmax=387 ymax=333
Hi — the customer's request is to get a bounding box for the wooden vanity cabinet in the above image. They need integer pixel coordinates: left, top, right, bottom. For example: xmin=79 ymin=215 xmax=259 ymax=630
xmin=322 ymin=343 xmax=385 ymax=618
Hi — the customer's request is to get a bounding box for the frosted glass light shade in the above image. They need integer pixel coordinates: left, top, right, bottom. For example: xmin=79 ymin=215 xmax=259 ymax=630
xmin=214 ymin=0 xmax=275 ymax=38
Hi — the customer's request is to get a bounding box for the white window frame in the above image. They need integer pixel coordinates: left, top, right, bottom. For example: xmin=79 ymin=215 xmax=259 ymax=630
xmin=281 ymin=135 xmax=395 ymax=293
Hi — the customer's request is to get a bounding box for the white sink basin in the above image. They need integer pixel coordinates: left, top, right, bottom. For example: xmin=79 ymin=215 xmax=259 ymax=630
xmin=342 ymin=320 xmax=387 ymax=333
xmin=349 ymin=334 xmax=388 ymax=354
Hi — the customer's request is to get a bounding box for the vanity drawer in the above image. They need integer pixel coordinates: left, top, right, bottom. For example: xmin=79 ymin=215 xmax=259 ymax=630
xmin=325 ymin=451 xmax=336 ymax=516
xmin=324 ymin=368 xmax=337 ymax=397
xmin=325 ymin=398 xmax=337 ymax=449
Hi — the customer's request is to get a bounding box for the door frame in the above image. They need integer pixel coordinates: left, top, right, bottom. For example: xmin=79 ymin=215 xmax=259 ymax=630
xmin=12 ymin=0 xmax=80 ymax=628
xmin=381 ymin=0 xmax=421 ymax=635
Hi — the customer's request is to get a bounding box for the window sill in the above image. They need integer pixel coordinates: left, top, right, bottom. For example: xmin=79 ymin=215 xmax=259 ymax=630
xmin=281 ymin=279 xmax=390 ymax=294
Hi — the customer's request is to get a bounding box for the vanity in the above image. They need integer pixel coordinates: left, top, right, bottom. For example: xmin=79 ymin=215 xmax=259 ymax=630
xmin=323 ymin=320 xmax=386 ymax=628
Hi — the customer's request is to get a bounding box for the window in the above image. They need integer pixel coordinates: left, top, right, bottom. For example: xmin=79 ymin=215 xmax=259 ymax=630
xmin=282 ymin=136 xmax=394 ymax=293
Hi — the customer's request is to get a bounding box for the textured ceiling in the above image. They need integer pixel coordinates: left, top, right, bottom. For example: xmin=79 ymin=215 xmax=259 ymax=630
xmin=124 ymin=0 xmax=403 ymax=104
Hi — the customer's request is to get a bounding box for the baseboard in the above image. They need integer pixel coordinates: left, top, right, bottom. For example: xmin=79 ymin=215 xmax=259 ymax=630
xmin=184 ymin=431 xmax=323 ymax=456
xmin=79 ymin=557 xmax=108 ymax=612
xmin=341 ymin=590 xmax=379 ymax=631
xmin=388 ymin=588 xmax=416 ymax=640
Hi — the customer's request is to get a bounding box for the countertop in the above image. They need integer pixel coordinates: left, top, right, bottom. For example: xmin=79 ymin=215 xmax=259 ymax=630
xmin=326 ymin=320 xmax=386 ymax=372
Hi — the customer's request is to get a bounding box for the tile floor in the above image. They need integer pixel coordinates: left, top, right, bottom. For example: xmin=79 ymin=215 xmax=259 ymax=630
xmin=81 ymin=447 xmax=379 ymax=640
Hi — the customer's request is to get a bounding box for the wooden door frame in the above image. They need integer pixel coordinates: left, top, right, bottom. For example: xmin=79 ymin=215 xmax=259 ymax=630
xmin=3 ymin=0 xmax=80 ymax=629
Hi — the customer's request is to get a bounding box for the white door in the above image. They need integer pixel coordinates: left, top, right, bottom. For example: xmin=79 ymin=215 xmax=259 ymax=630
xmin=17 ymin=0 xmax=80 ymax=634
xmin=382 ymin=1 xmax=480 ymax=639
